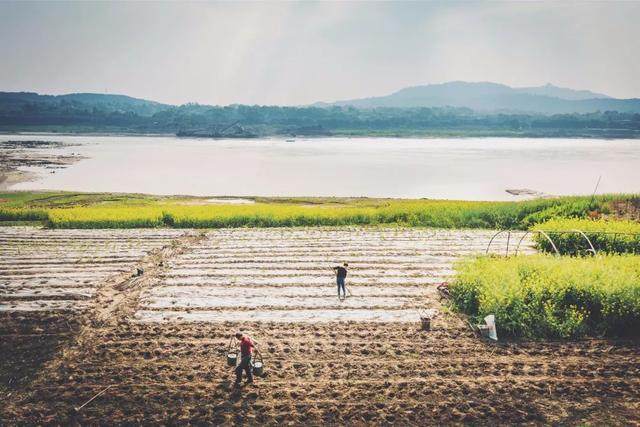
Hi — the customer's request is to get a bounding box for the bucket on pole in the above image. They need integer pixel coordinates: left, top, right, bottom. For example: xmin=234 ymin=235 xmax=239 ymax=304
xmin=226 ymin=336 xmax=239 ymax=367
xmin=227 ymin=352 xmax=238 ymax=367
xmin=419 ymin=308 xmax=439 ymax=331
xmin=253 ymin=349 xmax=265 ymax=377
xmin=420 ymin=317 xmax=431 ymax=331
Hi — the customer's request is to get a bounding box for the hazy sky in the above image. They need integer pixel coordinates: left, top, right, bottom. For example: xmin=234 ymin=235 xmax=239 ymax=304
xmin=1 ymin=1 xmax=639 ymax=105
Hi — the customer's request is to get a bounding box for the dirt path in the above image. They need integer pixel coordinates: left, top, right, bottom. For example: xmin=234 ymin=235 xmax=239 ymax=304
xmin=1 ymin=227 xmax=639 ymax=425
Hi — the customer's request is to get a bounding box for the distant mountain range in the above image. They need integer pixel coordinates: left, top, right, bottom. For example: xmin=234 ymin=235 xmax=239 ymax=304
xmin=0 ymin=91 xmax=169 ymax=116
xmin=2 ymin=82 xmax=640 ymax=116
xmin=1 ymin=85 xmax=639 ymax=138
xmin=320 ymin=82 xmax=640 ymax=114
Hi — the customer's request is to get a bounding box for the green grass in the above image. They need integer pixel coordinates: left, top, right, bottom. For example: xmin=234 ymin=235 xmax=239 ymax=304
xmin=1 ymin=191 xmax=638 ymax=229
xmin=0 ymin=191 xmax=165 ymax=208
xmin=533 ymin=218 xmax=640 ymax=255
xmin=449 ymin=254 xmax=640 ymax=339
xmin=0 ymin=207 xmax=48 ymax=222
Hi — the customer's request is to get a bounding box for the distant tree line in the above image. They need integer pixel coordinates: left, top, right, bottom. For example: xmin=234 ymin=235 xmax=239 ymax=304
xmin=1 ymin=97 xmax=640 ymax=138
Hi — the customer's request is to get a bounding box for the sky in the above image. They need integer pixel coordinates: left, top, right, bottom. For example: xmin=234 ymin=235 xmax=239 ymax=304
xmin=1 ymin=1 xmax=639 ymax=106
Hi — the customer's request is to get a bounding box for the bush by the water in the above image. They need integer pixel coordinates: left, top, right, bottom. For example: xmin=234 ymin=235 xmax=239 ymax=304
xmin=449 ymin=254 xmax=640 ymax=339
xmin=533 ymin=218 xmax=640 ymax=255
xmin=42 ymin=195 xmax=632 ymax=229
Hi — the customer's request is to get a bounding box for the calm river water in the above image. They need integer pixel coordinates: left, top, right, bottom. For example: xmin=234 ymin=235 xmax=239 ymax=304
xmin=5 ymin=134 xmax=640 ymax=200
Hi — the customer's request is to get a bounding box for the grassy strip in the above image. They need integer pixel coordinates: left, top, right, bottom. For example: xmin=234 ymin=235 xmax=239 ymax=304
xmin=43 ymin=196 xmax=620 ymax=229
xmin=0 ymin=207 xmax=48 ymax=222
xmin=449 ymin=254 xmax=640 ymax=339
xmin=0 ymin=191 xmax=166 ymax=226
xmin=2 ymin=191 xmax=638 ymax=229
xmin=47 ymin=206 xmax=164 ymax=228
xmin=0 ymin=191 xmax=165 ymax=208
xmin=533 ymin=218 xmax=640 ymax=255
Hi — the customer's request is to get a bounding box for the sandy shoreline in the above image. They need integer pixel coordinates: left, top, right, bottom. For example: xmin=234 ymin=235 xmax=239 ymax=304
xmin=0 ymin=169 xmax=37 ymax=191
xmin=0 ymin=139 xmax=85 ymax=190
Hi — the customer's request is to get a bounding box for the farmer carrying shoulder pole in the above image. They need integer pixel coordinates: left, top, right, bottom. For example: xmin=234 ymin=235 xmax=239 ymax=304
xmin=234 ymin=332 xmax=254 ymax=386
xmin=333 ymin=263 xmax=348 ymax=299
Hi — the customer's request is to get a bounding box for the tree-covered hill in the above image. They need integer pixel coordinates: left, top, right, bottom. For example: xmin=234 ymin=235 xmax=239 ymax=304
xmin=0 ymin=92 xmax=169 ymax=117
xmin=329 ymin=82 xmax=640 ymax=114
xmin=1 ymin=90 xmax=640 ymax=138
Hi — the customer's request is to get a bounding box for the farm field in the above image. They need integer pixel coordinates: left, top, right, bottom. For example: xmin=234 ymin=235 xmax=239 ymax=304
xmin=1 ymin=227 xmax=639 ymax=424
xmin=0 ymin=227 xmax=190 ymax=311
xmin=3 ymin=190 xmax=639 ymax=230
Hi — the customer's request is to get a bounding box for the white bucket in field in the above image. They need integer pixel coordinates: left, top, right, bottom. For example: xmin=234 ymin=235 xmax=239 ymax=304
xmin=484 ymin=315 xmax=498 ymax=341
xmin=419 ymin=308 xmax=438 ymax=331
xmin=253 ymin=361 xmax=264 ymax=376
xmin=227 ymin=353 xmax=237 ymax=366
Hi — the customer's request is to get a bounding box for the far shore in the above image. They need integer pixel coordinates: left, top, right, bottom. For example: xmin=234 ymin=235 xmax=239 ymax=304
xmin=2 ymin=129 xmax=639 ymax=140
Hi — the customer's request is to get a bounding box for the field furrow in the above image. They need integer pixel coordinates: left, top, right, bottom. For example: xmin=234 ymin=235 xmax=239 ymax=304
xmin=2 ymin=226 xmax=638 ymax=425
xmin=0 ymin=227 xmax=188 ymax=312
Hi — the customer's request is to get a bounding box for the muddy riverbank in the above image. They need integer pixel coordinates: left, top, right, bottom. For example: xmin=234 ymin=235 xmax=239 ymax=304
xmin=0 ymin=140 xmax=84 ymax=190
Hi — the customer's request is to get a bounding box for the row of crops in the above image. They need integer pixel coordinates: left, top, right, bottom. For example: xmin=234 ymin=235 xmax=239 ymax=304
xmin=1 ymin=193 xmax=636 ymax=229
xmin=450 ymin=218 xmax=640 ymax=339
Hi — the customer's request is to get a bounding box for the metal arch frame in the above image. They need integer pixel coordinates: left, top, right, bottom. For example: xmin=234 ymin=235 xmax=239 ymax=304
xmin=514 ymin=229 xmax=597 ymax=256
xmin=514 ymin=230 xmax=560 ymax=256
xmin=485 ymin=230 xmax=512 ymax=256
xmin=485 ymin=228 xmax=632 ymax=257
xmin=494 ymin=229 xmax=640 ymax=257
xmin=571 ymin=229 xmax=597 ymax=255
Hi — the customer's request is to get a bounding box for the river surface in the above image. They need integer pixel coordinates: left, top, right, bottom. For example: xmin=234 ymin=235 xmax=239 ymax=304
xmin=3 ymin=134 xmax=639 ymax=200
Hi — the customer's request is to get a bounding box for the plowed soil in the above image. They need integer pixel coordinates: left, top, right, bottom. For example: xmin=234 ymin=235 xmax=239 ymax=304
xmin=1 ymin=227 xmax=639 ymax=425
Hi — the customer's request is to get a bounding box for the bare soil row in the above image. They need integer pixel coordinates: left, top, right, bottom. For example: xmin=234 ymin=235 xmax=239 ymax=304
xmin=1 ymin=227 xmax=638 ymax=424
xmin=3 ymin=318 xmax=639 ymax=425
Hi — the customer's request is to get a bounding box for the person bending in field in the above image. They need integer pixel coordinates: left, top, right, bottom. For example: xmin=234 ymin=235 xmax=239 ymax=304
xmin=234 ymin=332 xmax=254 ymax=386
xmin=333 ymin=263 xmax=349 ymax=299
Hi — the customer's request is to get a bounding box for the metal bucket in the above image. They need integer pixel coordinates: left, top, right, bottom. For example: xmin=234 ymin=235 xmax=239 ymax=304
xmin=227 ymin=352 xmax=237 ymax=367
xmin=253 ymin=361 xmax=264 ymax=376
xmin=253 ymin=350 xmax=264 ymax=376
xmin=420 ymin=317 xmax=431 ymax=331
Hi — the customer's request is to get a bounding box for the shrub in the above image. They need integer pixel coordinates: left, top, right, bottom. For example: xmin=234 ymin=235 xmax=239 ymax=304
xmin=533 ymin=218 xmax=640 ymax=255
xmin=449 ymin=254 xmax=640 ymax=339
